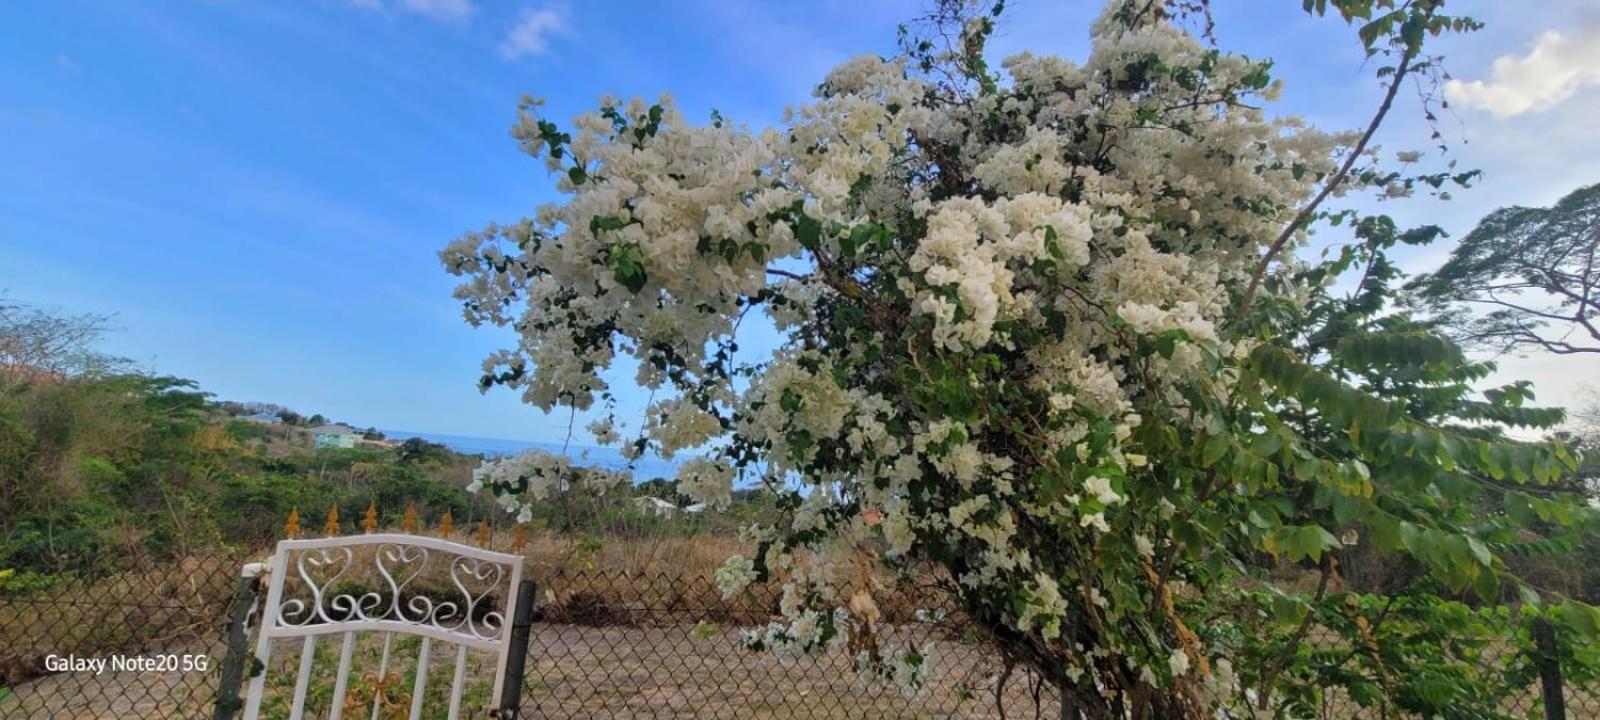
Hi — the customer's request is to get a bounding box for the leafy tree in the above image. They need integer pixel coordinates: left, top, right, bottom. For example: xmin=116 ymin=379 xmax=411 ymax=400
xmin=397 ymin=436 xmax=454 ymax=466
xmin=444 ymin=1 xmax=1594 ymax=717
xmin=633 ymin=477 xmax=680 ymax=500
xmin=0 ymin=300 xmax=488 ymax=579
xmin=1407 ymin=183 xmax=1600 ymax=355
xmin=224 ymin=419 xmax=270 ymax=443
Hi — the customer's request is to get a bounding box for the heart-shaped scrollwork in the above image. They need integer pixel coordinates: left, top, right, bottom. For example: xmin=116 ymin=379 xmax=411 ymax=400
xmin=376 ymin=543 xmax=431 ymax=623
xmin=279 ymin=547 xmax=354 ymax=627
xmin=450 ymin=556 xmax=507 ymax=639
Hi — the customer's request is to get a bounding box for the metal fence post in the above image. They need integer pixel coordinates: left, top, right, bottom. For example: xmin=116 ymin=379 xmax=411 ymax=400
xmin=212 ymin=566 xmax=265 ymax=720
xmin=1535 ymin=617 xmax=1567 ymax=720
xmin=496 ymin=579 xmax=539 ymax=718
xmin=1058 ymin=680 xmax=1080 ymax=720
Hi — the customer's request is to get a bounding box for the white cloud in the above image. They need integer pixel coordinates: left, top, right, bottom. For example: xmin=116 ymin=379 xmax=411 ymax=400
xmin=498 ymin=6 xmax=568 ymax=61
xmin=1445 ymin=23 xmax=1600 ymax=117
xmin=347 ymin=0 xmax=474 ymax=23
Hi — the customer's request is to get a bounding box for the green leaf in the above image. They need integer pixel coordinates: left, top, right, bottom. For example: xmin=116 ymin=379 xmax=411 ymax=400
xmin=1369 ymin=513 xmax=1403 ymax=552
xmin=1467 ymin=537 xmax=1493 ymax=567
xmin=1332 ymin=494 xmax=1368 ymax=524
xmin=1201 ymin=433 xmax=1230 ymax=468
xmin=607 ymin=243 xmax=648 ymax=293
xmin=795 ymin=215 xmax=823 ymax=250
xmin=1471 ymin=566 xmax=1498 ymax=602
xmin=844 ymin=224 xmax=874 ymax=258
xmin=1043 ymin=226 xmax=1065 ymax=260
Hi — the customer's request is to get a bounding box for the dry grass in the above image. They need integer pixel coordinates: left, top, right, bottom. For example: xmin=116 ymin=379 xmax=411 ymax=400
xmin=510 ymin=530 xmax=747 ymax=582
xmin=0 ymin=555 xmax=240 ymax=688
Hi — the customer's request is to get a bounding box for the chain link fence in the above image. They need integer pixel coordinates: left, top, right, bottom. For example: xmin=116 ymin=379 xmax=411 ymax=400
xmin=4 ymin=553 xmax=1599 ymax=719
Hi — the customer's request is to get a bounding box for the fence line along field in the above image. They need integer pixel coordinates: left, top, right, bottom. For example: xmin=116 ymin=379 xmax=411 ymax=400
xmin=4 ymin=525 xmax=1600 ymax=719
xmin=0 ymin=537 xmax=1066 ymax=720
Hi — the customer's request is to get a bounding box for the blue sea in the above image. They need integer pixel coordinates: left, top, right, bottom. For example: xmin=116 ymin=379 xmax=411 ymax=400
xmin=380 ymin=429 xmax=681 ymax=482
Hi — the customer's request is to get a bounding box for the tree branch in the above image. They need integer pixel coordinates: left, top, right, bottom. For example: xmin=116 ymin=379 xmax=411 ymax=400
xmin=1257 ymin=554 xmax=1335 ymax=710
xmin=764 ymin=267 xmax=811 ymax=281
xmin=1236 ymin=48 xmax=1417 ymax=321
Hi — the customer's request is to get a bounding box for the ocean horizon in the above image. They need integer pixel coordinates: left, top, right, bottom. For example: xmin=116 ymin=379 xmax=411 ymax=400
xmin=380 ymin=429 xmax=681 ymax=482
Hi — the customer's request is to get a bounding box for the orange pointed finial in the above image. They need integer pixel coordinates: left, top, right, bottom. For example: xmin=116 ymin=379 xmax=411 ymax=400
xmin=324 ymin=505 xmax=340 ymax=536
xmin=439 ymin=509 xmax=454 ymax=538
xmin=401 ymin=503 xmax=418 ymax=533
xmin=285 ymin=506 xmax=301 ymax=539
xmin=363 ymin=501 xmax=378 ymax=533
xmin=512 ymin=523 xmax=526 ymax=552
xmin=477 ymin=518 xmax=490 ymax=548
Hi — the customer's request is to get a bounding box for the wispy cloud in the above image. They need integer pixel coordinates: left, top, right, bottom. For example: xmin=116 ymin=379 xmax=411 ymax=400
xmin=347 ymin=0 xmax=474 ymax=24
xmin=498 ymin=5 xmax=568 ymax=61
xmin=1445 ymin=22 xmax=1600 ymax=117
xmin=399 ymin=0 xmax=473 ymax=23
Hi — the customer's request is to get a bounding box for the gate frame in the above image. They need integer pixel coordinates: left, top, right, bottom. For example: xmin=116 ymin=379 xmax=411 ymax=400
xmin=216 ymin=533 xmax=529 ymax=720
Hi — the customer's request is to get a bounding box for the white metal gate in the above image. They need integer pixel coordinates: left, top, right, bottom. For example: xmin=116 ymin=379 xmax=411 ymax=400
xmin=238 ymin=533 xmax=526 ymax=720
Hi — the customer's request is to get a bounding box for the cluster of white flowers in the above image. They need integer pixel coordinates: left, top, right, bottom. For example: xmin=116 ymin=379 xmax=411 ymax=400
xmin=675 ymin=457 xmax=734 ymax=509
xmin=585 ymin=416 xmax=620 ymax=445
xmin=468 ymin=449 xmax=629 ymax=522
xmin=907 ymin=194 xmax=1094 ymax=351
xmin=737 ymin=606 xmax=851 ymax=657
xmin=1017 ymin=572 xmax=1069 ymax=640
xmin=445 ymin=0 xmax=1371 ymax=706
xmin=714 ymin=554 xmax=758 ymax=599
xmin=644 ymin=398 xmax=723 ymax=456
xmin=854 ymin=646 xmax=934 ymax=692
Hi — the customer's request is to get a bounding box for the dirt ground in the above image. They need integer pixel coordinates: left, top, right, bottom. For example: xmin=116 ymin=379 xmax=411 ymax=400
xmin=2 ymin=624 xmax=1060 ymax=720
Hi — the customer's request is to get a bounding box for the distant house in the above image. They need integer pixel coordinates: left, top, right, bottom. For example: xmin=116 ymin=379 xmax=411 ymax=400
xmin=633 ymin=496 xmax=681 ymax=517
xmin=241 ymin=412 xmax=282 ymax=425
xmin=310 ymin=424 xmax=359 ymax=449
xmin=633 ymin=496 xmax=709 ymax=517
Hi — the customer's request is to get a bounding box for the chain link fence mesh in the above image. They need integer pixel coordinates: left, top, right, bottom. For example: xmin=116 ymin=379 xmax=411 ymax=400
xmin=4 ymin=553 xmax=1599 ymax=719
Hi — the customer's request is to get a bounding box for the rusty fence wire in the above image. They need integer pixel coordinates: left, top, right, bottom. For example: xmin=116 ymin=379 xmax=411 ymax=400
xmin=3 ymin=554 xmax=1600 ymax=719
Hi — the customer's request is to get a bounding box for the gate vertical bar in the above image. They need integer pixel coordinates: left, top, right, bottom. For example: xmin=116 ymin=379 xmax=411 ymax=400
xmin=243 ymin=547 xmax=290 ymax=720
xmin=447 ymin=644 xmax=470 ymax=720
xmin=329 ymin=632 xmax=357 ymax=720
xmin=408 ymin=636 xmax=433 ymax=720
xmin=1535 ymin=617 xmax=1566 ymax=720
xmin=496 ymin=580 xmax=539 ymax=718
xmin=370 ymin=633 xmax=394 ymax=720
xmin=289 ymin=636 xmax=319 ymax=719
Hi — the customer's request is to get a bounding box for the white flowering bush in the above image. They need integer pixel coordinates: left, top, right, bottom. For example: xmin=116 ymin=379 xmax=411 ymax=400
xmin=444 ymin=1 xmax=1599 ymax=716
xmin=467 ymin=448 xmax=628 ymax=523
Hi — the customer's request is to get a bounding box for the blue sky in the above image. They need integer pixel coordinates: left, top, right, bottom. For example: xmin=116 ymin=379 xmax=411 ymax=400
xmin=2 ymin=0 xmax=1596 ymax=443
